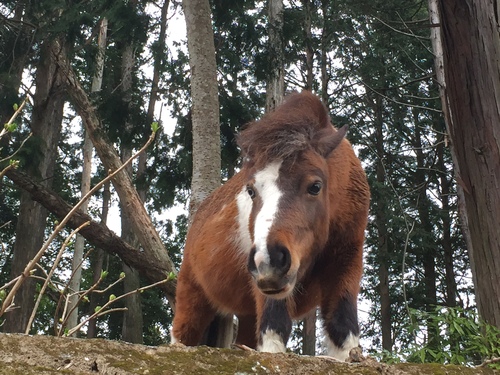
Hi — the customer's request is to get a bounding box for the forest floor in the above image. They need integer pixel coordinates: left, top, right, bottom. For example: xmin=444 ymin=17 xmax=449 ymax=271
xmin=0 ymin=333 xmax=498 ymax=375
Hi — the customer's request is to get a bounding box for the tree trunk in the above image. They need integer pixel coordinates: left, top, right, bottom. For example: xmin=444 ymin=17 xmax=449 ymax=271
xmin=302 ymin=309 xmax=316 ymax=355
xmin=436 ymin=136 xmax=458 ymax=307
xmin=146 ymin=0 xmax=169 ymax=130
xmin=3 ymin=38 xmax=65 ymax=333
xmin=302 ymin=0 xmax=314 ymax=91
xmin=438 ymin=0 xmax=500 ymax=328
xmin=183 ymin=0 xmax=221 ymax=217
xmin=265 ymin=0 xmax=285 ymax=112
xmin=182 ymin=0 xmax=231 ymax=347
xmin=373 ymin=94 xmax=392 ymax=353
xmin=120 ymin=145 xmax=143 ymax=344
xmin=320 ymin=0 xmax=329 ymax=105
xmin=413 ymin=110 xmax=438 ymax=347
xmin=85 ymin=17 xmax=109 ymax=339
xmin=121 ymin=262 xmax=143 ymax=343
xmin=0 ymin=1 xmax=30 ymax=125
xmin=118 ymin=16 xmax=144 ymax=341
xmin=67 ymin=17 xmax=107 ymax=334
xmin=87 ymin=181 xmax=110 ymax=339
xmin=299 ymin=1 xmax=316 ymax=354
xmin=66 ymin=129 xmax=92 ymax=334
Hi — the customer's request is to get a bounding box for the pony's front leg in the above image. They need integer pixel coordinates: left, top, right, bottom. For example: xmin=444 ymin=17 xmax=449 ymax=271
xmin=255 ymin=297 xmax=292 ymax=353
xmin=322 ymin=292 xmax=360 ymax=361
xmin=171 ymin=271 xmax=217 ymax=346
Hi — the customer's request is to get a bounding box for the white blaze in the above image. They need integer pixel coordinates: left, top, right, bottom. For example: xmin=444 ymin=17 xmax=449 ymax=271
xmin=236 ymin=186 xmax=253 ymax=253
xmin=253 ymin=161 xmax=283 ymax=268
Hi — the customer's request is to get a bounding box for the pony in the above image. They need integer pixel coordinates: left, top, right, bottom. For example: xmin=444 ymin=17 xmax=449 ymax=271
xmin=171 ymin=91 xmax=370 ymax=361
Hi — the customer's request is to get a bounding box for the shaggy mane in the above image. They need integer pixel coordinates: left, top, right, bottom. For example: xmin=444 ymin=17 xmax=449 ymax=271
xmin=237 ymin=91 xmax=332 ymax=166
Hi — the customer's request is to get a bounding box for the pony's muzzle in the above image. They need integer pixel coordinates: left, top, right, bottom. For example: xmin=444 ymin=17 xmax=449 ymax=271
xmin=247 ymin=244 xmax=293 ymax=296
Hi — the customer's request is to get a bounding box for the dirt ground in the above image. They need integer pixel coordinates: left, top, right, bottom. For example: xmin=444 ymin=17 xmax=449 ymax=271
xmin=0 ymin=333 xmax=497 ymax=374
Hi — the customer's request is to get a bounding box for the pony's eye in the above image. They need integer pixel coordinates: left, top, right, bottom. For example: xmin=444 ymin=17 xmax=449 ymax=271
xmin=247 ymin=185 xmax=256 ymax=199
xmin=307 ymin=182 xmax=322 ymax=196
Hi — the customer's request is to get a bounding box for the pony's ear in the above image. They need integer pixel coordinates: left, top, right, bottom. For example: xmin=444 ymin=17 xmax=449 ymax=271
xmin=315 ymin=125 xmax=348 ymax=157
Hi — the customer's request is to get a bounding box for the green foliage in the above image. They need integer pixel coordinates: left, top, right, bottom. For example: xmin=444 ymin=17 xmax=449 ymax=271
xmin=3 ymin=122 xmax=17 ymax=132
xmin=406 ymin=307 xmax=500 ymax=368
xmin=150 ymin=121 xmax=159 ymax=133
xmin=375 ymin=307 xmax=500 ymax=368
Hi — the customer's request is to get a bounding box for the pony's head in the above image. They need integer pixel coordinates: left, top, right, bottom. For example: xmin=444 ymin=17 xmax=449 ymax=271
xmin=237 ymin=92 xmax=347 ymax=299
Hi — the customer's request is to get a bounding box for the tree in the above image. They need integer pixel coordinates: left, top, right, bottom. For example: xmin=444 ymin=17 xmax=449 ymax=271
xmin=66 ymin=16 xmax=107 ymax=336
xmin=265 ymin=0 xmax=285 ymax=112
xmin=182 ymin=0 xmax=231 ymax=347
xmin=437 ymin=0 xmax=500 ymax=329
xmin=183 ymin=0 xmax=221 ymax=217
xmin=4 ymin=38 xmax=66 ymax=333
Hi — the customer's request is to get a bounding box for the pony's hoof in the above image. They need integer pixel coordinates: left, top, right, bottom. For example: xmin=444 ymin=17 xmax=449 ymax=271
xmin=347 ymin=347 xmax=365 ymax=363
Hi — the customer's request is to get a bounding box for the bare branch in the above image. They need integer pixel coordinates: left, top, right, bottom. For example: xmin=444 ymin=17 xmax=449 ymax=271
xmin=0 ymin=129 xmax=159 ymax=317
xmin=25 ymin=222 xmax=90 ymax=334
xmin=66 ymin=278 xmax=171 ymax=336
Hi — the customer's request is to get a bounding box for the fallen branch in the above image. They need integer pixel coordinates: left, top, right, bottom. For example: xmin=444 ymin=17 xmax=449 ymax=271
xmin=54 ymin=40 xmax=177 ymax=309
xmin=4 ymin=167 xmax=177 ymax=300
xmin=478 ymin=357 xmax=500 ymax=368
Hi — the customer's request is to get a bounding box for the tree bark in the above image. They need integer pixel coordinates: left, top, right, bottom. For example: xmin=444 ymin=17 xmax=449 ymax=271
xmin=3 ymin=38 xmax=65 ymax=333
xmin=300 ymin=0 xmax=316 ymax=354
xmin=438 ymin=0 xmax=500 ymax=328
xmin=302 ymin=309 xmax=316 ymax=355
xmin=66 ymin=15 xmax=108 ymax=324
xmin=183 ymin=0 xmax=221 ymax=217
xmin=182 ymin=0 xmax=231 ymax=347
xmin=265 ymin=0 xmax=285 ymax=112
xmin=428 ymin=0 xmax=459 ymax=309
xmin=0 ymin=2 xmax=31 ymax=125
xmin=66 ymin=129 xmax=93 ymax=335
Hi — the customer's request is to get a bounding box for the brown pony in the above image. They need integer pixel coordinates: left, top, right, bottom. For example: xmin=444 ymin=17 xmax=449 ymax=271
xmin=171 ymin=91 xmax=370 ymax=360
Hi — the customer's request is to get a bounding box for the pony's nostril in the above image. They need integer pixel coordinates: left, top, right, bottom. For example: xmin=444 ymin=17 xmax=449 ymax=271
xmin=248 ymin=247 xmax=257 ymax=273
xmin=281 ymin=248 xmax=290 ymax=269
xmin=270 ymin=244 xmax=291 ymax=275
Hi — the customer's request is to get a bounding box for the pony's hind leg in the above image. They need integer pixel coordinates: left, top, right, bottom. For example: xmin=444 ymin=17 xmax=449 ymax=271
xmin=171 ymin=273 xmax=217 ymax=346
